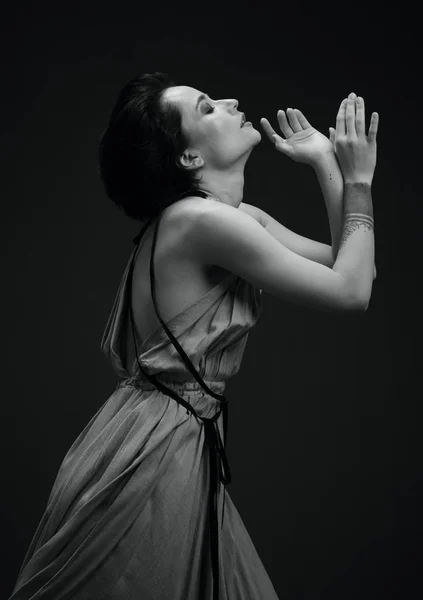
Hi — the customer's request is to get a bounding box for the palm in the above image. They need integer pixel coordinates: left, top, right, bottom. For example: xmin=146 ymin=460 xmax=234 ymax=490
xmin=260 ymin=108 xmax=333 ymax=165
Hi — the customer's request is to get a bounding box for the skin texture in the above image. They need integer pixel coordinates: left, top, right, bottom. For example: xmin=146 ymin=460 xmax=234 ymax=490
xmin=164 ymin=88 xmax=375 ymax=274
xmin=339 ymin=216 xmax=374 ymax=252
xmin=162 ymin=85 xmax=261 ymax=209
xmin=343 ymin=182 xmax=374 ymax=218
xmin=339 ymin=182 xmax=374 ymax=253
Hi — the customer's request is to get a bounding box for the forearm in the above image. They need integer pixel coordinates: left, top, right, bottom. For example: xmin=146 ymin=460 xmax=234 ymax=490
xmin=333 ymin=183 xmax=375 ymax=307
xmin=312 ymin=151 xmax=344 ymax=261
xmin=313 ymin=151 xmax=376 ymax=278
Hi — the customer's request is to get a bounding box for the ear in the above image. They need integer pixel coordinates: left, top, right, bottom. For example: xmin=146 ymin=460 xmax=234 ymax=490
xmin=178 ymin=151 xmax=204 ymax=170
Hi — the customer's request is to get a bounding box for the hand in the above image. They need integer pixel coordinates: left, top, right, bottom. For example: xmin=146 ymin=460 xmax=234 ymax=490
xmin=329 ymin=92 xmax=379 ymax=185
xmin=260 ymin=108 xmax=334 ymax=166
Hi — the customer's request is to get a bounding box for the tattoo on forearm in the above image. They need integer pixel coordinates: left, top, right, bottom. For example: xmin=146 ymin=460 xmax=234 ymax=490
xmin=338 ymin=182 xmax=374 ymax=252
xmin=344 ymin=182 xmax=373 ymax=218
xmin=339 ymin=214 xmax=374 ymax=251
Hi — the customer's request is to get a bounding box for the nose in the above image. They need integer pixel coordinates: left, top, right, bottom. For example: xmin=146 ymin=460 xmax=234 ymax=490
xmin=217 ymin=98 xmax=239 ymax=115
xmin=222 ymin=98 xmax=238 ymax=112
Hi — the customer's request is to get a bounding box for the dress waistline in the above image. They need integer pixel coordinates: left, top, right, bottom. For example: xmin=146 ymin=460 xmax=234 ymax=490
xmin=117 ymin=377 xmax=226 ymax=396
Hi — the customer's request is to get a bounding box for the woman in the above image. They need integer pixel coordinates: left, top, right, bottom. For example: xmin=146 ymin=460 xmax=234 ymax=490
xmin=9 ymin=72 xmax=378 ymax=600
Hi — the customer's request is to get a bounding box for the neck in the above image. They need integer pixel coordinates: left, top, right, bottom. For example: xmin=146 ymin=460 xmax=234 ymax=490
xmin=197 ymin=170 xmax=246 ymax=208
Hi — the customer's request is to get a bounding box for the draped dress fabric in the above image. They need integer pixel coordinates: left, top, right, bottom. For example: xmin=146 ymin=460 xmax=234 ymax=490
xmin=9 ymin=192 xmax=280 ymax=600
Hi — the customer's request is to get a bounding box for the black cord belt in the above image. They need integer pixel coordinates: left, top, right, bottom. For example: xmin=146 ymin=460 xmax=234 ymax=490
xmin=201 ymin=401 xmax=231 ymax=600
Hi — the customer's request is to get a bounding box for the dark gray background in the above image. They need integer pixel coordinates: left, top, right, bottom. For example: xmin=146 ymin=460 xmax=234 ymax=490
xmin=2 ymin=1 xmax=420 ymax=598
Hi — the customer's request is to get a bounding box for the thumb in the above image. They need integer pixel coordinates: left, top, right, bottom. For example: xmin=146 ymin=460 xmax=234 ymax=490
xmin=272 ymin=136 xmax=294 ymax=158
xmin=329 ymin=127 xmax=335 ymax=145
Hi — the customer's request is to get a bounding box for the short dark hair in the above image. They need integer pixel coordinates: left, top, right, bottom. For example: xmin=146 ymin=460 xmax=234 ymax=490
xmin=97 ymin=72 xmax=208 ymax=223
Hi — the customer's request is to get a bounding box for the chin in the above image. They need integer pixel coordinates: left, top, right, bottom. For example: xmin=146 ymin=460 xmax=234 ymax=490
xmin=251 ymin=129 xmax=262 ymax=144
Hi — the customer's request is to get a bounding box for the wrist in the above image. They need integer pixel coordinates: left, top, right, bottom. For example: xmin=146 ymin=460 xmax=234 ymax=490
xmin=344 ymin=180 xmax=373 ymax=189
xmin=343 ymin=182 xmax=373 ymax=219
xmin=311 ymin=150 xmax=337 ymax=170
xmin=344 ymin=179 xmax=373 ymax=187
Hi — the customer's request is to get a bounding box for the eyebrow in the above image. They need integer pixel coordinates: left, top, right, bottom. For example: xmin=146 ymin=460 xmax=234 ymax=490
xmin=195 ymin=93 xmax=209 ymax=112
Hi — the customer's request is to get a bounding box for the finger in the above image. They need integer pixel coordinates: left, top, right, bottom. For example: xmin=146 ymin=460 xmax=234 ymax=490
xmin=336 ymin=99 xmax=347 ymax=137
xmin=345 ymin=92 xmax=357 ymax=138
xmin=367 ymin=112 xmax=379 ymax=144
xmin=329 ymin=127 xmax=335 ymax=146
xmin=273 ymin=138 xmax=295 ymax=158
xmin=286 ymin=108 xmax=302 ymax=132
xmin=294 ymin=108 xmax=312 ymax=129
xmin=355 ymin=96 xmax=365 ymax=136
xmin=260 ymin=117 xmax=279 ymax=141
xmin=259 ymin=117 xmax=296 ymax=153
xmin=260 ymin=117 xmax=287 ymax=146
xmin=277 ymin=110 xmax=295 ymax=137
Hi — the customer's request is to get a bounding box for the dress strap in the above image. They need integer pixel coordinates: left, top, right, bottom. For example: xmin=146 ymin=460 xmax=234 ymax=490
xmin=127 ymin=190 xmax=231 ymax=600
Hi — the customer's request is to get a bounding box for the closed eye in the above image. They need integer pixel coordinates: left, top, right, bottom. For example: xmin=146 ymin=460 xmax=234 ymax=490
xmin=204 ymin=103 xmax=214 ymax=114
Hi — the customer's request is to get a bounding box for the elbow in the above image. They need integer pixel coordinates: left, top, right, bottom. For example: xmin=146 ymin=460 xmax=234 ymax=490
xmin=342 ymin=301 xmax=368 ymax=314
xmin=339 ymin=275 xmax=373 ymax=313
xmin=342 ymin=300 xmax=369 ymax=314
xmin=350 ymin=295 xmax=370 ymax=313
xmin=361 ymin=299 xmax=370 ymax=312
xmin=341 ymin=289 xmax=371 ymax=313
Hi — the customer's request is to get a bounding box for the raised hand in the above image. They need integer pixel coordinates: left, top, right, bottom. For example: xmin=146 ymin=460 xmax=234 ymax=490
xmin=329 ymin=92 xmax=379 ymax=185
xmin=260 ymin=108 xmax=333 ymax=166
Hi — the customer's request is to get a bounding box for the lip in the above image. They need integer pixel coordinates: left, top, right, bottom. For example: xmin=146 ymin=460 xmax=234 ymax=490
xmin=240 ymin=112 xmax=246 ymax=127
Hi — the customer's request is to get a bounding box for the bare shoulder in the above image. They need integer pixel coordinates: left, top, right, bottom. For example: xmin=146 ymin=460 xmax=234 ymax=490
xmin=168 ymin=196 xmax=261 ymax=221
xmin=238 ymin=201 xmax=265 ymax=225
xmin=171 ymin=197 xmax=262 ymax=259
xmin=166 ymin=195 xmax=215 ymax=221
xmin=158 ymin=196 xmax=218 ymax=265
xmin=157 ymin=196 xmax=212 ymax=249
xmin=166 ymin=196 xmax=261 ymax=221
xmin=188 ymin=200 xmax=366 ymax=312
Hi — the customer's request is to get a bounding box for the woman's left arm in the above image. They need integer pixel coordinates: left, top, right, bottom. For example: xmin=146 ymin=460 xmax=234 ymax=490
xmin=312 ymin=150 xmax=344 ymax=263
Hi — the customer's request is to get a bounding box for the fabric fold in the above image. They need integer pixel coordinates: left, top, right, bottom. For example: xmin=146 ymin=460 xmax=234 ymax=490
xmin=9 ymin=190 xmax=278 ymax=600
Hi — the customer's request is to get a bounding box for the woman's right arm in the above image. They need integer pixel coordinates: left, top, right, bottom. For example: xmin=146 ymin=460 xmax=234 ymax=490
xmin=185 ymin=93 xmax=378 ymax=313
xmin=332 ymin=181 xmax=374 ymax=309
xmin=190 ymin=200 xmax=372 ymax=313
xmin=330 ymin=93 xmax=378 ymax=308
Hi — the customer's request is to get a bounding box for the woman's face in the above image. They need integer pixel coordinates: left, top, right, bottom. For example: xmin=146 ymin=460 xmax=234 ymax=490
xmin=162 ymin=85 xmax=261 ymax=172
